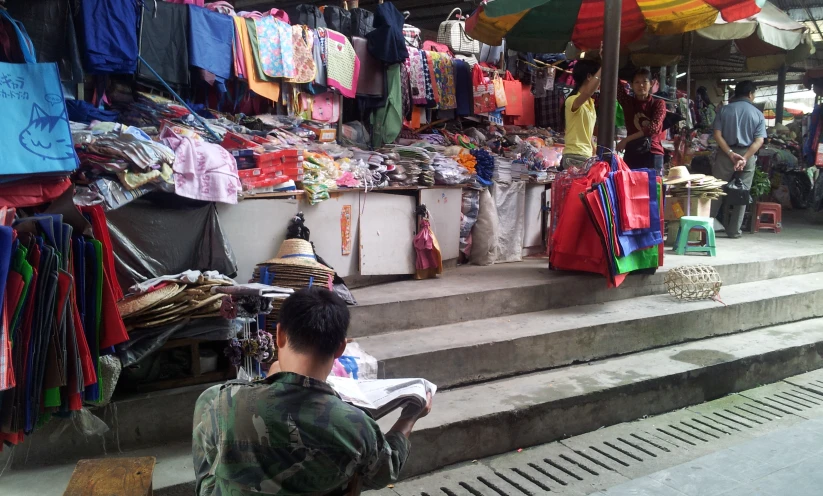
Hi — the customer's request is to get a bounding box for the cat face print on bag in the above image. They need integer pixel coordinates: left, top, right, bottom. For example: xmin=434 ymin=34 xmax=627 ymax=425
xmin=19 ymin=102 xmax=74 ymax=160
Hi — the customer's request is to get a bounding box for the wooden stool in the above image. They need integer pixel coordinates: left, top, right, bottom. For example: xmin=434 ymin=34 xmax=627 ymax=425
xmin=674 ymin=216 xmax=716 ymax=256
xmin=753 ymin=202 xmax=782 ymax=233
xmin=64 ymin=457 xmax=155 ymax=496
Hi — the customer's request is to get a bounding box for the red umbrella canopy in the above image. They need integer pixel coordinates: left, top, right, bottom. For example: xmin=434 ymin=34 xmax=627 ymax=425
xmin=467 ymin=0 xmax=763 ymax=52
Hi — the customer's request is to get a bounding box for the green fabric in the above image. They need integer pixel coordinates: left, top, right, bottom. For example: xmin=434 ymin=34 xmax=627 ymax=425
xmin=192 ymin=372 xmax=411 ymax=496
xmin=600 ymin=183 xmax=659 ymax=275
xmin=484 ymin=0 xmax=582 ymax=53
xmin=10 ymin=247 xmax=32 ymax=340
xmin=246 ymin=19 xmax=276 ymax=83
xmin=92 ymin=240 xmax=105 ymax=404
xmin=44 ymin=388 xmax=61 ymax=408
xmin=616 ymin=101 xmax=625 ymax=128
xmin=372 ymin=64 xmax=403 ymax=148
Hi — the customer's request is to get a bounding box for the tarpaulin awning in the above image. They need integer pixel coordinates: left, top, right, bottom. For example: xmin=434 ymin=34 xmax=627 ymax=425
xmin=466 ymin=0 xmax=763 ymax=52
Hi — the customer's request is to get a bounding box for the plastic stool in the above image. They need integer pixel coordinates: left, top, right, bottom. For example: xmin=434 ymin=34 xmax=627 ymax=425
xmin=753 ymin=202 xmax=782 ymax=233
xmin=674 ymin=216 xmax=716 ymax=256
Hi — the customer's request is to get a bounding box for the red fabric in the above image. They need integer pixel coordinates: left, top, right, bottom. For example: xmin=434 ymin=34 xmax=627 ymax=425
xmin=617 ymin=84 xmax=667 ymax=155
xmin=413 ymin=220 xmax=440 ymax=270
xmin=704 ymin=0 xmax=761 ymax=22
xmin=98 ymin=273 xmax=128 ymax=349
xmin=0 ymin=177 xmax=72 ymax=208
xmin=615 ymin=170 xmax=651 ymax=230
xmin=72 ymin=282 xmax=97 ymax=388
xmin=79 ymin=206 xmax=123 ymax=300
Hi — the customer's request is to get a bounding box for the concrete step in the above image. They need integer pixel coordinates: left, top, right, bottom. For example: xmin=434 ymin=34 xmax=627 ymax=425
xmin=359 ymin=272 xmax=823 ymax=389
xmin=6 ymin=320 xmax=823 ymax=496
xmin=374 ymin=317 xmax=823 ymax=478
xmin=349 ymin=249 xmax=823 ymax=338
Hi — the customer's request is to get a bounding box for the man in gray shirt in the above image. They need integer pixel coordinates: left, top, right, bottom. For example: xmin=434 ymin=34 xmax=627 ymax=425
xmin=712 ymin=80 xmax=767 ymax=238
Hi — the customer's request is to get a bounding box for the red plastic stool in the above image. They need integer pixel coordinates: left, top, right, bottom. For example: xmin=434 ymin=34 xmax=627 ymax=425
xmin=753 ymin=202 xmax=782 ymax=233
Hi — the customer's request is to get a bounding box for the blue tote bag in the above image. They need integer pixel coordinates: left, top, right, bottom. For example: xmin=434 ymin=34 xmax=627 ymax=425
xmin=0 ymin=11 xmax=78 ymax=178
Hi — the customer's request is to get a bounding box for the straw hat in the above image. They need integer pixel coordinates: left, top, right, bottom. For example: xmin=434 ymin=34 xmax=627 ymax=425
xmin=118 ymin=283 xmax=184 ymax=318
xmin=663 ymin=166 xmax=705 ymax=185
xmin=259 ymin=239 xmax=333 ymax=273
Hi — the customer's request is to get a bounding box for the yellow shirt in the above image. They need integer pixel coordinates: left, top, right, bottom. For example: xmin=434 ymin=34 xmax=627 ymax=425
xmin=564 ymin=93 xmax=596 ymax=158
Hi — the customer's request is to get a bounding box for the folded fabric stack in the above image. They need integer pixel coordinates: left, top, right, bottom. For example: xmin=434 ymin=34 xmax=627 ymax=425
xmin=118 ymin=279 xmax=235 ymax=332
xmin=0 ymin=205 xmax=129 ymax=447
xmin=252 ymin=239 xmax=335 ymax=335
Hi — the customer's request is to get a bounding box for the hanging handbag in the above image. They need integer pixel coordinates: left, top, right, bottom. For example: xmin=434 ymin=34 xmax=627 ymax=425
xmin=723 ymin=171 xmax=753 ymax=206
xmin=324 ymin=6 xmax=351 ymax=36
xmin=422 ymin=40 xmax=453 ymax=56
xmin=350 ymin=8 xmax=375 ymax=38
xmin=501 ymin=71 xmax=522 ymax=116
xmin=402 ymin=12 xmax=422 ymax=48
xmin=312 ymin=92 xmax=340 ymax=122
xmin=492 ymin=72 xmax=507 ymax=109
xmin=290 ymin=4 xmax=326 ymax=29
xmin=437 ymin=8 xmax=480 ymax=55
xmin=0 ymin=10 xmax=78 ymax=178
xmin=472 ymin=64 xmax=495 ymax=114
xmin=625 ymin=137 xmax=652 ymax=156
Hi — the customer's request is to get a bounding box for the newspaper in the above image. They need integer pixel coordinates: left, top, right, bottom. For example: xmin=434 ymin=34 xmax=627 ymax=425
xmin=326 ymin=377 xmax=437 ymax=420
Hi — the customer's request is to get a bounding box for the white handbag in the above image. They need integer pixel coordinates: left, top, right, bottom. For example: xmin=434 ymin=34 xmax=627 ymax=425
xmin=436 ymin=8 xmax=480 ymax=55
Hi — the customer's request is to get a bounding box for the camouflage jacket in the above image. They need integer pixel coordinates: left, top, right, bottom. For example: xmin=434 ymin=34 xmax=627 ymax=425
xmin=192 ymin=372 xmax=410 ymax=495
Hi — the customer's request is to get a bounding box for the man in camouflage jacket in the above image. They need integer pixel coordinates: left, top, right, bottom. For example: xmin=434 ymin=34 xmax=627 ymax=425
xmin=193 ymin=287 xmax=432 ymax=495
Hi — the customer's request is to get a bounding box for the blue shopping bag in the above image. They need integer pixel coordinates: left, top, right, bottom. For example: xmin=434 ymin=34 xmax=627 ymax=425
xmin=0 ymin=11 xmax=78 ymax=178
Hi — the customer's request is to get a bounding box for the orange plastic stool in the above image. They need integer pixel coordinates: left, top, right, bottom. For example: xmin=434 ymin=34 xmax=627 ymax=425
xmin=753 ymin=202 xmax=782 ymax=233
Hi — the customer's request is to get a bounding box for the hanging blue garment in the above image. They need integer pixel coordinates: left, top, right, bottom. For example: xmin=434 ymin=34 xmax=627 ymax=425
xmin=188 ymin=5 xmax=234 ymax=90
xmin=365 ymin=2 xmax=408 ymax=65
xmin=803 ymin=103 xmax=822 ymax=167
xmin=81 ymin=0 xmax=139 ymax=74
xmin=454 ymin=59 xmax=472 ymax=117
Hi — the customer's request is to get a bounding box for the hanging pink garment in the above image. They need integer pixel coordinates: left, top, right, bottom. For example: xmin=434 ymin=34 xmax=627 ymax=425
xmin=161 ymin=128 xmax=241 ymax=205
xmin=325 ymin=29 xmax=360 ymax=98
xmin=167 ymin=0 xmax=204 ymax=6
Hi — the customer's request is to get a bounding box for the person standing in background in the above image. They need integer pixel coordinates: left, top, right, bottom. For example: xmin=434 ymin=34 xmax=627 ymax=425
xmin=616 ymin=68 xmax=667 ymax=173
xmin=561 ymin=59 xmax=601 ymax=170
xmin=711 ymin=80 xmax=766 ymax=238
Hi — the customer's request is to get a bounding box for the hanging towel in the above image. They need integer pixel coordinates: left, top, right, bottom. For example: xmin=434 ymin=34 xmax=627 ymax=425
xmin=235 ymin=17 xmax=280 ymax=102
xmin=81 ymin=0 xmax=139 ymax=74
xmin=188 ymin=5 xmax=235 ymax=87
xmin=371 ymin=64 xmax=402 ymax=148
xmin=429 ymin=51 xmax=456 ymax=110
xmin=325 ymin=29 xmax=359 ymax=98
xmin=407 ymin=47 xmax=427 ymax=105
xmin=253 ymin=15 xmax=295 ymax=79
xmin=139 ymin=1 xmax=190 ymax=86
xmin=288 ymin=25 xmax=316 ymax=84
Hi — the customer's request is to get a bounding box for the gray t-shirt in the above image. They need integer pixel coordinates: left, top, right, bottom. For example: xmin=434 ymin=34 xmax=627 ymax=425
xmin=712 ymin=98 xmax=767 ymax=147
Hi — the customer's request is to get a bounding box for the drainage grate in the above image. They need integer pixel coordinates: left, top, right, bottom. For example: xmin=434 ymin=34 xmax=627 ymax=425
xmin=390 ymin=369 xmax=823 ymax=496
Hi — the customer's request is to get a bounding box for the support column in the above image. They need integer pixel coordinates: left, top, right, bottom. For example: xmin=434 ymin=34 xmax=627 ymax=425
xmin=670 ymin=64 xmax=678 ymax=97
xmin=597 ymin=0 xmax=622 ymax=155
xmin=659 ymin=66 xmax=668 ymax=95
xmin=776 ymin=64 xmax=787 ymax=125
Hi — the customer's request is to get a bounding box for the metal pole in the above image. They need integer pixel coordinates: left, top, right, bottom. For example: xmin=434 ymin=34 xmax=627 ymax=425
xmin=776 ymin=64 xmax=787 ymax=125
xmin=670 ymin=64 xmax=678 ymax=96
xmin=597 ymin=0 xmax=621 ymax=155
xmin=686 ymin=33 xmax=693 ymax=107
xmin=659 ymin=66 xmax=667 ymax=95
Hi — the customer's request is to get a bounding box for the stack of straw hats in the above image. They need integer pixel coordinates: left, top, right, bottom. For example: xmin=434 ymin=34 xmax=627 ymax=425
xmin=118 ymin=277 xmax=233 ymax=332
xmin=663 ymin=166 xmax=727 ymax=200
xmin=252 ymin=238 xmax=334 ymax=333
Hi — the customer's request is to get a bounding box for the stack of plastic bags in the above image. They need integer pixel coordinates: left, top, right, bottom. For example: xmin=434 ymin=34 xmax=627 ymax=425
xmin=550 ymin=155 xmax=663 ymax=288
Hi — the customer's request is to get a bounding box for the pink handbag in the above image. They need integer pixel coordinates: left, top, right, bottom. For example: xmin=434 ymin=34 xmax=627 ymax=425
xmin=312 ymin=92 xmax=340 ymax=122
xmin=422 ymin=40 xmax=453 ymax=57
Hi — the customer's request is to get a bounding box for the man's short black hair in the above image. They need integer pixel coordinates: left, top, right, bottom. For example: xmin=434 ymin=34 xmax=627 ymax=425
xmin=279 ymin=287 xmax=350 ymax=357
xmin=734 ymin=80 xmax=757 ymax=98
xmin=633 ymin=68 xmax=652 ymax=81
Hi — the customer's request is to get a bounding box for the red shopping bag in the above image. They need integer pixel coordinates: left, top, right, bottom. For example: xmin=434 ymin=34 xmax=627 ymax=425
xmin=502 ymin=71 xmax=523 ymax=116
xmin=614 ymin=170 xmax=651 ymax=231
xmin=472 ymin=64 xmax=496 ymax=114
xmin=512 ymin=84 xmax=535 ymax=125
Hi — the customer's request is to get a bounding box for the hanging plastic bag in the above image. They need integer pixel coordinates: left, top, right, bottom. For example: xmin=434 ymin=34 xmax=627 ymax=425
xmin=502 ymin=71 xmax=523 ymax=117
xmin=472 ymin=64 xmax=495 ymax=114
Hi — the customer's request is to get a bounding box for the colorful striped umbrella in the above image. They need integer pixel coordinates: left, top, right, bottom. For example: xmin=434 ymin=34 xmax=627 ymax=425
xmin=466 ymin=0 xmax=763 ymax=52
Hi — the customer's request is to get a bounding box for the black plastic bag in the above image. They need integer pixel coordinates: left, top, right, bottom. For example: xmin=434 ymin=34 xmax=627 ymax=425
xmin=324 ymin=6 xmax=351 ymax=36
xmin=290 ymin=5 xmax=326 ymax=29
xmin=723 ymin=173 xmax=753 ymax=206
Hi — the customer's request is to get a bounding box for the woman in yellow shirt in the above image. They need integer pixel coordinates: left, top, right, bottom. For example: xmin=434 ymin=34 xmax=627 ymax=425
xmin=561 ymin=60 xmax=602 ymax=170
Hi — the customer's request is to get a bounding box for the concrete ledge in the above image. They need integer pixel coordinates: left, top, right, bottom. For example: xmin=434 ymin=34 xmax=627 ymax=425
xmin=349 ymin=253 xmax=823 ymax=337
xmin=360 ymin=273 xmax=823 ymax=388
xmin=382 ymin=318 xmax=823 ymax=478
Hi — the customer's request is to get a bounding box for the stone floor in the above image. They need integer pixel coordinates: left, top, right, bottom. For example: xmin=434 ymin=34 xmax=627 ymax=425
xmin=601 ymin=419 xmax=823 ymax=496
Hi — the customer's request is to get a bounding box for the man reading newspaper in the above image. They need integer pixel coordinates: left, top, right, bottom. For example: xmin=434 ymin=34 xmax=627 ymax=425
xmin=193 ymin=287 xmax=433 ymax=495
